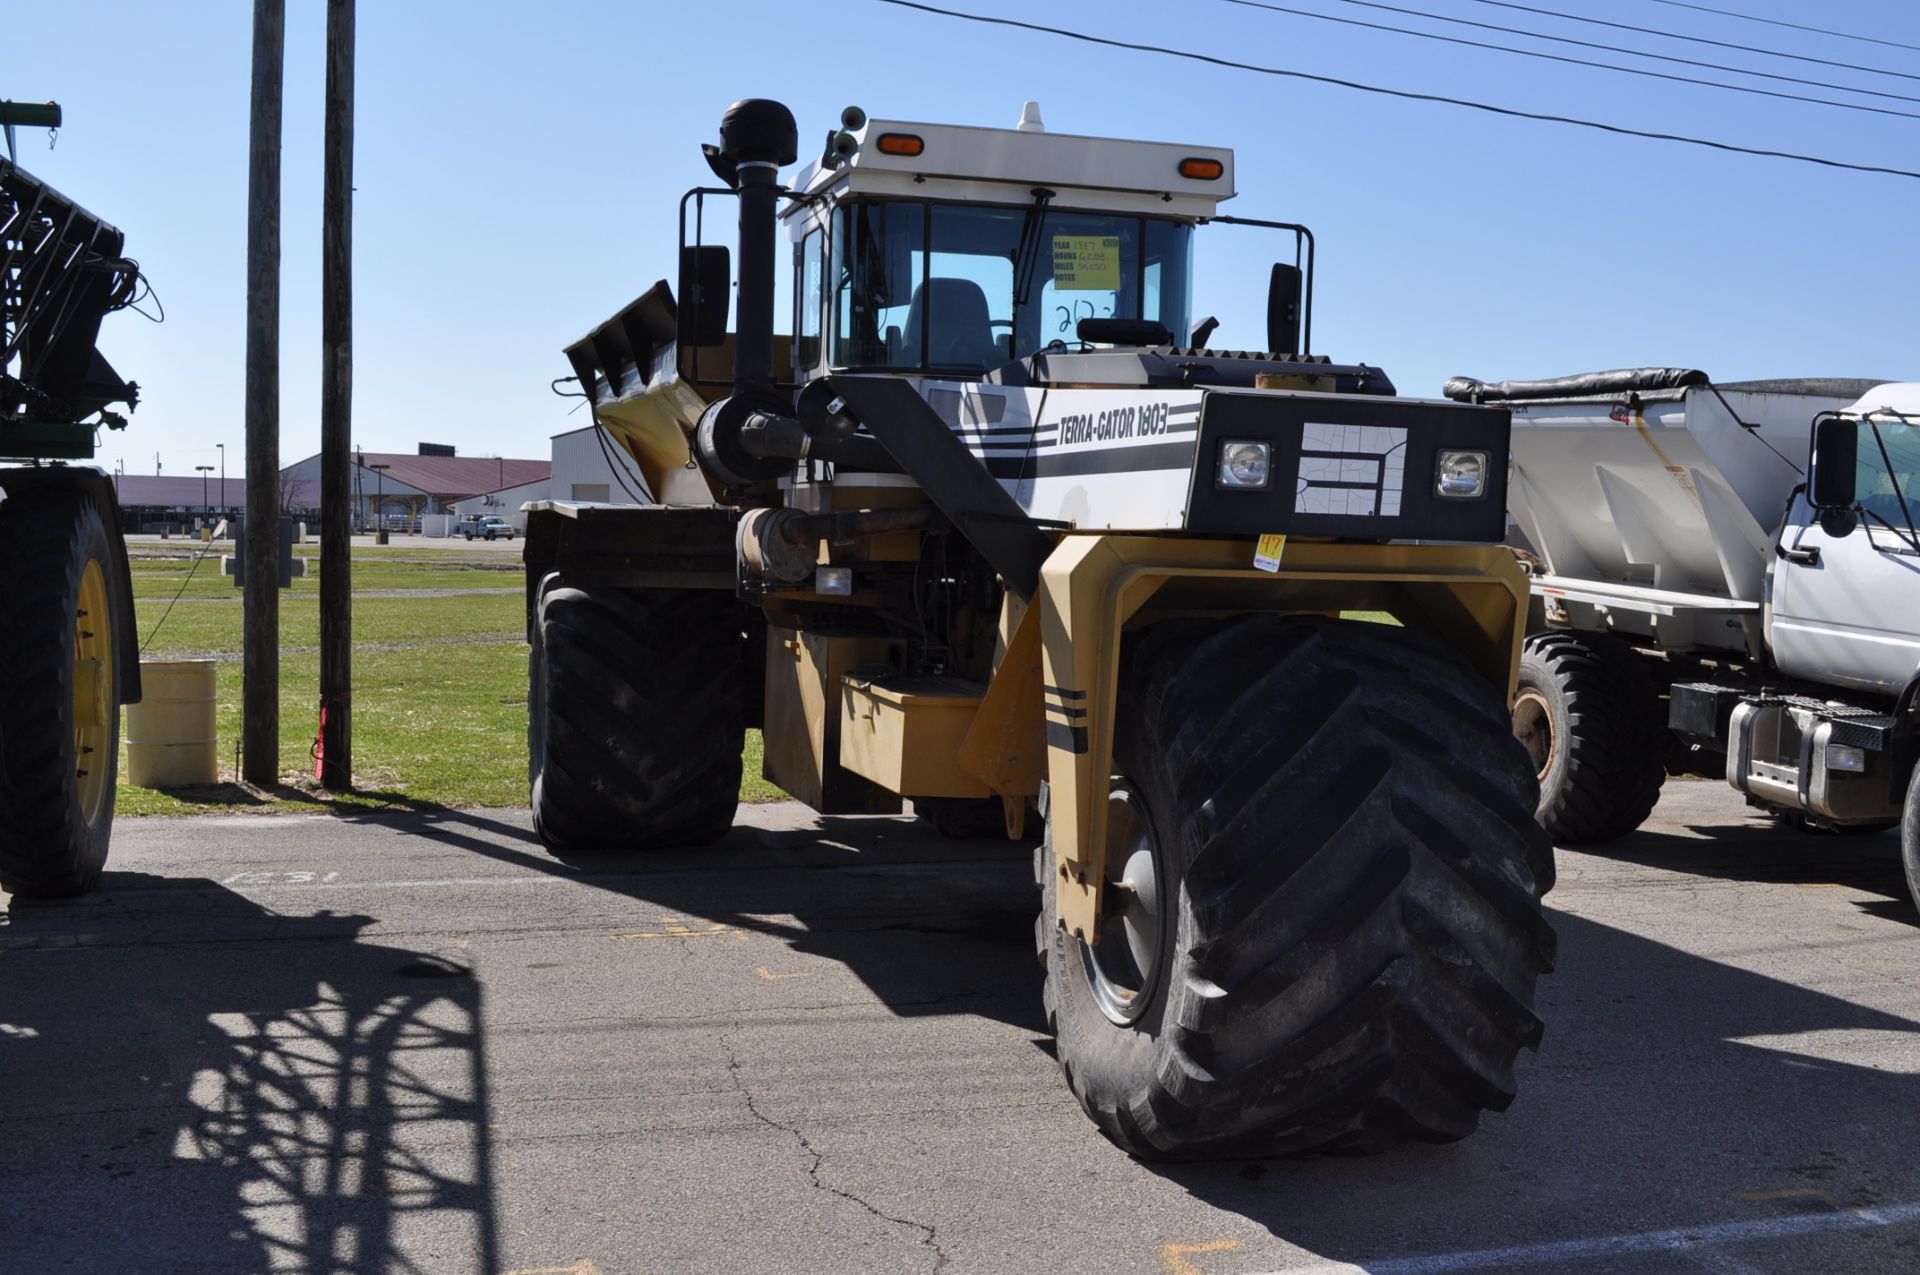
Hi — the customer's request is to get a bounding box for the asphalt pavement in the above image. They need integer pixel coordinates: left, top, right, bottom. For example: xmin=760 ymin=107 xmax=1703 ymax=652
xmin=2 ymin=781 xmax=1915 ymax=1274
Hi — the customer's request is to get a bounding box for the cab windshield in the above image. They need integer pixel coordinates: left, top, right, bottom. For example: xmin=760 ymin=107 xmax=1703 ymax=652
xmin=827 ymin=201 xmax=1193 ymax=373
xmin=1853 ymin=414 xmax=1920 ymax=545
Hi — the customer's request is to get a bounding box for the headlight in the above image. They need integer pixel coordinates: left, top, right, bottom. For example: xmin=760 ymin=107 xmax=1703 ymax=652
xmin=1823 ymin=743 xmax=1866 ymax=774
xmin=1435 ymin=449 xmax=1489 ymax=499
xmin=1217 ymin=440 xmax=1272 ymax=490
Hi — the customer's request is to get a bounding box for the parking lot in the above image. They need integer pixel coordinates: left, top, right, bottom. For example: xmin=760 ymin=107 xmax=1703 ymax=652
xmin=2 ymin=779 xmax=1915 ymax=1274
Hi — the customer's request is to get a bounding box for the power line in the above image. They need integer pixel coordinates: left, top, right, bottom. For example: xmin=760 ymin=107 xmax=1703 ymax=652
xmin=1469 ymin=0 xmax=1920 ymax=85
xmin=873 ymin=0 xmax=1920 ymax=182
xmin=1223 ymin=0 xmax=1920 ymax=120
xmin=1313 ymin=0 xmax=1920 ymax=107
xmin=1650 ymin=0 xmax=1920 ymax=57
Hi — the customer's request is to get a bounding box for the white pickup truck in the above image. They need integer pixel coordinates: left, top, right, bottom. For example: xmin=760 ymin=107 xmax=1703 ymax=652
xmin=455 ymin=514 xmax=517 ymax=541
xmin=1446 ymin=369 xmax=1920 ymax=906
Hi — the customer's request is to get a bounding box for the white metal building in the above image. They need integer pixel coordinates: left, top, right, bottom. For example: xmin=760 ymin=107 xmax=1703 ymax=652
xmin=549 ymin=424 xmax=651 ymax=504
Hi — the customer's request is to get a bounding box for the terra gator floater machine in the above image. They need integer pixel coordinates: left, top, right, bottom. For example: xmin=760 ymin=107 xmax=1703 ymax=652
xmin=525 ymin=100 xmax=1555 ymax=1158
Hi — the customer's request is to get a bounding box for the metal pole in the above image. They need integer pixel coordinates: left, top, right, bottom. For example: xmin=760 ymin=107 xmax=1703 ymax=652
xmin=371 ymin=463 xmax=389 ymax=545
xmin=242 ymin=0 xmax=285 ymax=788
xmin=319 ymin=0 xmax=355 ymax=789
xmin=218 ymin=443 xmax=225 ymax=517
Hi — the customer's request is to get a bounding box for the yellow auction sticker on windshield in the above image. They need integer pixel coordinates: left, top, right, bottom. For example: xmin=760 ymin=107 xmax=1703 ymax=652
xmin=1053 ymin=236 xmax=1122 ymax=291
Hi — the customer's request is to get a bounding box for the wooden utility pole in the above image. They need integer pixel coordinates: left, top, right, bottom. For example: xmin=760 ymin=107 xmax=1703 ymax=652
xmin=319 ymin=0 xmax=355 ymax=789
xmin=242 ymin=0 xmax=285 ymax=787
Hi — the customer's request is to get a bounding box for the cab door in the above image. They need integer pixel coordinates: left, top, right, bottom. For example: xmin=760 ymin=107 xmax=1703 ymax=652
xmin=1771 ymin=486 xmax=1920 ymax=697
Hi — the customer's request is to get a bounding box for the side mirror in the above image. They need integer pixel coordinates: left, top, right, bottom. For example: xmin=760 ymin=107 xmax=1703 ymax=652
xmin=1266 ymin=263 xmax=1302 ymax=356
xmin=1809 ymin=415 xmax=1857 ymax=509
xmin=678 ymin=245 xmax=731 ymax=348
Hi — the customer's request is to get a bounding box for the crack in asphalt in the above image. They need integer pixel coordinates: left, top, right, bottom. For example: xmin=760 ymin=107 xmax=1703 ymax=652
xmin=720 ymin=1026 xmax=949 ymax=1273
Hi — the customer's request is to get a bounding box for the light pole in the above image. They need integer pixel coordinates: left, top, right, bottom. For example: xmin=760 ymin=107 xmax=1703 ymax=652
xmin=217 ymin=443 xmax=226 ymax=516
xmin=370 ymin=462 xmax=390 ymax=544
xmin=196 ymin=465 xmax=214 ymax=520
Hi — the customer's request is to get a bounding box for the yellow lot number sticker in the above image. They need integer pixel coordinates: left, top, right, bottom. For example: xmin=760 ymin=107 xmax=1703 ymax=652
xmin=1053 ymin=235 xmax=1122 ymax=290
xmin=1253 ymin=533 xmax=1286 ymax=573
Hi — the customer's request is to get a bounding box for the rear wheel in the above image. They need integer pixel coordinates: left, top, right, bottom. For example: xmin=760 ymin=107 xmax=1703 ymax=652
xmin=1040 ymin=616 xmax=1555 ymax=1158
xmin=1514 ymin=631 xmax=1667 ymax=844
xmin=0 ymin=489 xmax=121 ymax=898
xmin=528 ymin=580 xmax=744 ymax=850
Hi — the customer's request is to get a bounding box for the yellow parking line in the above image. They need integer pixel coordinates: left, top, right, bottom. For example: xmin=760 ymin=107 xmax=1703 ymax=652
xmin=1161 ymin=1238 xmax=1241 ymax=1275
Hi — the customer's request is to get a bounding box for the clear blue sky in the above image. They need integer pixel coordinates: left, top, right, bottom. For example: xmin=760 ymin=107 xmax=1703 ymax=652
xmin=8 ymin=0 xmax=1917 ymax=479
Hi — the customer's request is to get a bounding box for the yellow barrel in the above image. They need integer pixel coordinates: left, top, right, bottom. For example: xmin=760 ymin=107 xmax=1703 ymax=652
xmin=125 ymin=659 xmax=220 ymax=787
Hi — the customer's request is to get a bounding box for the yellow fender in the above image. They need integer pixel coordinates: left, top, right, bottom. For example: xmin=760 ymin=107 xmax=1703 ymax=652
xmin=1030 ymin=535 xmax=1529 ymax=943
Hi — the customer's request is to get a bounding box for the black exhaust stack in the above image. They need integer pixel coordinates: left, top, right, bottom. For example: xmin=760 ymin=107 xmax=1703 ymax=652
xmin=705 ymin=99 xmax=797 ymax=393
xmin=694 ymin=100 xmax=812 ymax=485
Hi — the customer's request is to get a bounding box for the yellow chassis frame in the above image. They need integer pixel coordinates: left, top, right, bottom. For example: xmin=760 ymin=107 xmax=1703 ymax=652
xmin=959 ymin=535 xmax=1529 ymax=943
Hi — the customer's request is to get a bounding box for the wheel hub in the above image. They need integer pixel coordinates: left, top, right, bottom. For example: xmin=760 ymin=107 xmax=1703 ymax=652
xmin=73 ymin=558 xmax=113 ymax=827
xmin=1078 ymin=784 xmax=1166 ymax=1025
xmin=1512 ymin=688 xmax=1557 ymax=781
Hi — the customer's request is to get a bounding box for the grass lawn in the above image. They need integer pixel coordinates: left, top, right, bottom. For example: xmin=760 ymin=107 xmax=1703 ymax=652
xmin=118 ymin=542 xmax=784 ymax=816
xmin=117 ymin=541 xmax=1400 ymax=817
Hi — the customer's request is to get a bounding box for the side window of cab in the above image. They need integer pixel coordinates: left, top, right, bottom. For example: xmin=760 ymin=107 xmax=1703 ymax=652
xmin=794 ymin=229 xmax=824 ymax=380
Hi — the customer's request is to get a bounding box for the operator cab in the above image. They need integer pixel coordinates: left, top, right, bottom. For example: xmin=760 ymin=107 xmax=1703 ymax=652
xmin=782 ymin=105 xmax=1230 ymax=383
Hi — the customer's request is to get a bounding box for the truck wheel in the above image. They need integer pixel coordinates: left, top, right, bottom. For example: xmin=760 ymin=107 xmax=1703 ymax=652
xmin=1901 ymin=777 xmax=1920 ymax=913
xmin=1039 ymin=616 xmax=1555 ymax=1158
xmin=528 ymin=580 xmax=743 ymax=850
xmin=0 ymin=489 xmax=121 ymax=898
xmin=1513 ymin=631 xmax=1667 ymax=844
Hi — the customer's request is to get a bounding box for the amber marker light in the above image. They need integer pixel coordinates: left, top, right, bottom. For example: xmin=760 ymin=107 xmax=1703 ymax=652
xmin=1179 ymin=157 xmax=1224 ymax=180
xmin=875 ymin=133 xmax=925 ymax=156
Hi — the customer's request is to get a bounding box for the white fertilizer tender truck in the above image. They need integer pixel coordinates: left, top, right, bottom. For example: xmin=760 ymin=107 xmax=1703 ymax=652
xmin=1447 ymin=368 xmax=1920 ymax=906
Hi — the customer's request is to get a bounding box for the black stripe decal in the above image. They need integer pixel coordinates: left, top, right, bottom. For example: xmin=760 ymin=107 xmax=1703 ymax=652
xmin=982 ymin=440 xmax=1198 ymax=480
xmin=1046 ymin=722 xmax=1089 ymax=754
xmin=1044 ymin=684 xmax=1086 ymax=699
xmin=1045 ymin=703 xmax=1087 ymax=720
xmin=1034 ymin=425 xmax=1200 ymax=440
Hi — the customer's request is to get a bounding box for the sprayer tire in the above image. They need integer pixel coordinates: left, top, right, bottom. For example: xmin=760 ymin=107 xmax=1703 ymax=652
xmin=529 ymin=580 xmax=744 ymax=851
xmin=0 ymin=489 xmax=121 ymax=898
xmin=1515 ymin=631 xmax=1667 ymax=845
xmin=1039 ymin=616 xmax=1555 ymax=1159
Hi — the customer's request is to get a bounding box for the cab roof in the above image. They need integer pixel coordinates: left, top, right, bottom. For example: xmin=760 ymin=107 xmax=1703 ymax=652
xmin=787 ymin=111 xmax=1236 ymax=221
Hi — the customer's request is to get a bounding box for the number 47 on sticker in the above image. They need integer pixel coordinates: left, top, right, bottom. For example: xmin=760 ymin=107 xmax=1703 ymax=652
xmin=1253 ymin=533 xmax=1286 ymax=573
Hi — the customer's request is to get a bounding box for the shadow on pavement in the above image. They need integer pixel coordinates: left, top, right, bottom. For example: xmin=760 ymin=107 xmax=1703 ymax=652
xmin=1153 ymin=907 xmax=1920 ymax=1269
xmin=398 ymin=806 xmax=1920 ymax=1269
xmin=0 ymin=874 xmax=499 ymax=1274
xmin=1577 ymin=815 xmax=1915 ymax=925
xmin=348 ymin=802 xmax=1054 ymax=1036
xmin=30 ymin=801 xmax=1918 ymax=1273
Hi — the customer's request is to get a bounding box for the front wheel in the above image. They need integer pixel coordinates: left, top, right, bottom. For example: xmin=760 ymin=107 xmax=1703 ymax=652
xmin=0 ymin=489 xmax=122 ymax=898
xmin=1040 ymin=616 xmax=1555 ymax=1158
xmin=1901 ymin=776 xmax=1920 ymax=913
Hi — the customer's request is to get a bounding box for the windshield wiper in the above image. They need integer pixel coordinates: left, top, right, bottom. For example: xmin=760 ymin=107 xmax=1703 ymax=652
xmin=1012 ymin=187 xmax=1056 ymax=307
